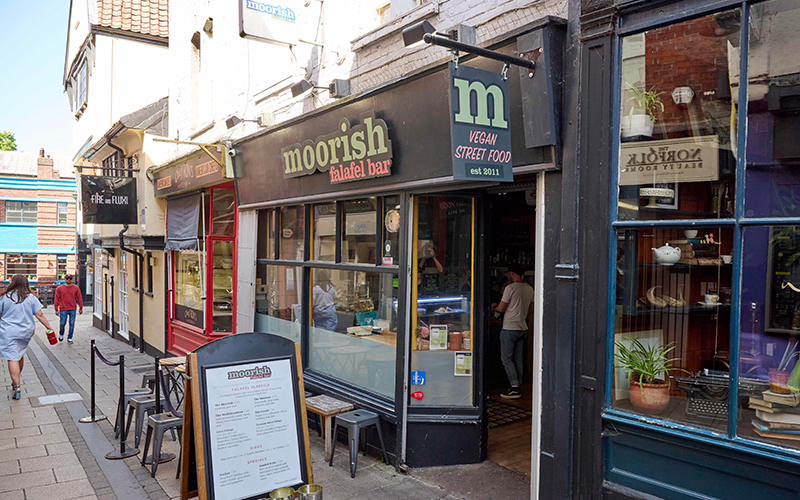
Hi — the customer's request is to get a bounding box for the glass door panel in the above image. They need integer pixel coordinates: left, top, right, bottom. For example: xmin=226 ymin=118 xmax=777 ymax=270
xmin=211 ymin=241 xmax=234 ymax=332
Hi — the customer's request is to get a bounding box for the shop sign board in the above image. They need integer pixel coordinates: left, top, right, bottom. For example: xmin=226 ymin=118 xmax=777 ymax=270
xmin=280 ymin=114 xmax=393 ymax=185
xmin=81 ymin=175 xmax=137 ymax=224
xmin=619 ymin=135 xmax=719 ymax=186
xmin=449 ymin=63 xmax=513 ymax=182
xmin=239 ymin=0 xmax=319 ymax=46
xmin=154 ymin=155 xmax=228 ymax=197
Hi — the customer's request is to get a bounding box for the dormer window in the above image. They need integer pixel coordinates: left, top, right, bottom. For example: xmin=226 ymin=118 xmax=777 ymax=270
xmin=75 ymin=59 xmax=88 ymax=117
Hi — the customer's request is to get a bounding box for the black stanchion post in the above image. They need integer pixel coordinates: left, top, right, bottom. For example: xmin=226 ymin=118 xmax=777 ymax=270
xmin=105 ymin=354 xmax=139 ymax=459
xmin=79 ymin=340 xmax=107 ymax=423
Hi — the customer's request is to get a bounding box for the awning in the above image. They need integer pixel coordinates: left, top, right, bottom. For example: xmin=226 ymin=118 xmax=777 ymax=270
xmin=165 ymin=193 xmax=201 ymax=251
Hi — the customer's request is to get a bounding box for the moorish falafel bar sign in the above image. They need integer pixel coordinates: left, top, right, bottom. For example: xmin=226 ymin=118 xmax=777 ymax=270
xmin=203 ymin=358 xmax=303 ymax=500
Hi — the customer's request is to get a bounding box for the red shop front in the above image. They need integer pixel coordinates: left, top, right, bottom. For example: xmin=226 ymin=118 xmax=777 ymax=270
xmin=154 ymin=152 xmax=238 ymax=355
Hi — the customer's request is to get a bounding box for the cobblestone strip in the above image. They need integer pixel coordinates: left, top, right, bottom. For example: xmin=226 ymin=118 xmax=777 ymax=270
xmin=31 ymin=334 xmax=171 ymax=500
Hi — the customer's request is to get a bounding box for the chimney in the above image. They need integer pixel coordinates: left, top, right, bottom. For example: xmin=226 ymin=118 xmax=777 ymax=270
xmin=37 ymin=148 xmax=54 ymax=179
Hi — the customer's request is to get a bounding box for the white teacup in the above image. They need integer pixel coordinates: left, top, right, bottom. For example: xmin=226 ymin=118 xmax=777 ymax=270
xmin=721 ymin=255 xmax=732 ymax=264
xmin=704 ymin=294 xmax=720 ymax=304
xmin=684 ymin=229 xmax=698 ymax=238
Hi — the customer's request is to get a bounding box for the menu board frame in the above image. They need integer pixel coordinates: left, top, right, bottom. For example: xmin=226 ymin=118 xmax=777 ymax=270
xmin=200 ymin=356 xmax=308 ymax=500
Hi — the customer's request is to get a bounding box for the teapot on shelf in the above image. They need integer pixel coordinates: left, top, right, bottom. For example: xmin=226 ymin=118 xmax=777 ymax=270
xmin=652 ymin=243 xmax=681 ymax=265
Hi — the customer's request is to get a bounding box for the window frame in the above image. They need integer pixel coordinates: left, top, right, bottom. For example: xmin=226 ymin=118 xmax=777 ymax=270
xmin=5 ymin=253 xmax=38 ymax=281
xmin=56 ymin=255 xmax=68 ymax=281
xmin=57 ymin=202 xmax=69 ymax=225
xmin=5 ymin=201 xmax=38 ymax=224
xmin=605 ymin=0 xmax=800 ymax=463
xmin=256 ymin=194 xmax=404 ymax=405
xmin=76 ymin=59 xmax=88 ymax=116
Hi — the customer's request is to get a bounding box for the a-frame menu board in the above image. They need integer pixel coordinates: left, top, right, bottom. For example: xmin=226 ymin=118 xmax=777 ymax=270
xmin=180 ymin=333 xmax=313 ymax=500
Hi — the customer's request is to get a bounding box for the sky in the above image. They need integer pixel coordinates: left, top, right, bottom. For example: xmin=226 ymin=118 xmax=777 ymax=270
xmin=0 ymin=0 xmax=73 ymax=158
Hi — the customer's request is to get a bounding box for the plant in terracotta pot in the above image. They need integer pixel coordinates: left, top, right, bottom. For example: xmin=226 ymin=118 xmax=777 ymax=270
xmin=622 ymin=84 xmax=665 ymax=138
xmin=768 ymin=341 xmax=799 ymax=394
xmin=615 ymin=338 xmax=688 ymax=412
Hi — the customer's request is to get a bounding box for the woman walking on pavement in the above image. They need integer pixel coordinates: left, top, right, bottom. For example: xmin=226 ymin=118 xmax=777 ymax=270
xmin=0 ymin=274 xmax=54 ymax=400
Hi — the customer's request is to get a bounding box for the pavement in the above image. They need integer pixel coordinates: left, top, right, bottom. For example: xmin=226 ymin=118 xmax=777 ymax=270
xmin=1 ymin=308 xmax=528 ymax=500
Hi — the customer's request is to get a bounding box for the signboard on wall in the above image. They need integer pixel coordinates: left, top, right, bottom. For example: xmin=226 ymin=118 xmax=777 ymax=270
xmin=239 ymin=0 xmax=321 ymax=46
xmin=619 ymin=135 xmax=719 ymax=186
xmin=154 ymin=154 xmax=228 ymax=197
xmin=449 ymin=63 xmax=513 ymax=182
xmin=81 ymin=176 xmax=137 ymax=224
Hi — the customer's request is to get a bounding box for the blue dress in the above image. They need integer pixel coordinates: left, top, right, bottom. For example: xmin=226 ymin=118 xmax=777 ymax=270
xmin=0 ymin=292 xmax=43 ymax=361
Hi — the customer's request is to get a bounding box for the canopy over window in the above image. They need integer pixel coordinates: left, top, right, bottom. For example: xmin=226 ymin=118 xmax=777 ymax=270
xmin=165 ymin=193 xmax=201 ymax=250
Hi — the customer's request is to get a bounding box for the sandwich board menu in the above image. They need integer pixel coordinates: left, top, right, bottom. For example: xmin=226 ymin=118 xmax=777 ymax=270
xmin=181 ymin=333 xmax=312 ymax=500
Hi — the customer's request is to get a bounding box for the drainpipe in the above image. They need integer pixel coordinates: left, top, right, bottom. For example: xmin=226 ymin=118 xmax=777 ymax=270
xmin=119 ymin=224 xmax=145 ymax=353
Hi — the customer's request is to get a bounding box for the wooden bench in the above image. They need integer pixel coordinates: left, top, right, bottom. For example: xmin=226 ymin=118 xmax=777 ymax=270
xmin=305 ymin=395 xmax=354 ymax=462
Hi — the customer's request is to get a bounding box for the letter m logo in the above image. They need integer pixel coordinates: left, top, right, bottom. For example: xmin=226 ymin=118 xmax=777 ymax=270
xmin=453 ymin=77 xmax=508 ymax=129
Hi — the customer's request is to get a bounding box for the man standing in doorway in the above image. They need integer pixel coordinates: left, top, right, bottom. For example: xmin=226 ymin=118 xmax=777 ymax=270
xmin=54 ymin=275 xmax=83 ymax=344
xmin=491 ymin=265 xmax=534 ymax=399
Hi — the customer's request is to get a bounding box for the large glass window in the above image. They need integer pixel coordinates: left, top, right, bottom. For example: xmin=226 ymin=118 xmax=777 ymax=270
xmin=57 ymin=203 xmax=69 ymax=225
xmin=612 ymin=0 xmax=800 ymax=457
xmin=618 ymin=10 xmax=738 ymax=221
xmin=211 ymin=190 xmax=235 ymax=237
xmin=309 ymin=269 xmax=397 ymax=397
xmin=255 ymin=264 xmax=304 ymax=343
xmin=313 ymin=203 xmax=336 ymax=262
xmin=6 ymin=254 xmax=37 ymax=281
xmin=411 ymin=195 xmax=474 ymax=406
xmin=6 ymin=201 xmax=37 ymax=224
xmin=175 ymin=251 xmax=203 ymax=328
xmin=211 ymin=241 xmax=234 ymax=332
xmin=281 ymin=206 xmax=305 ymax=260
xmin=57 ymin=255 xmax=68 ymax=281
xmin=344 ymin=198 xmax=377 ymax=264
xmin=382 ymin=196 xmax=401 ymax=266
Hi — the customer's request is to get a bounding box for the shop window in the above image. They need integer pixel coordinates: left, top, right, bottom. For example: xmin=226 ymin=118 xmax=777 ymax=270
xmin=175 ymin=251 xmax=203 ymax=328
xmin=6 ymin=201 xmax=37 ymax=224
xmin=258 ymin=209 xmax=276 ymax=260
xmin=313 ymin=203 xmax=336 ymax=262
xmin=57 ymin=256 xmax=68 ymax=281
xmin=744 ymin=2 xmax=800 ymax=217
xmin=6 ymin=254 xmax=37 ymax=281
xmin=94 ymin=248 xmax=102 ymax=318
xmin=280 ymin=205 xmax=305 ymax=260
xmin=211 ymin=190 xmax=235 ymax=237
xmin=382 ymin=196 xmax=401 ymax=266
xmin=411 ymin=196 xmax=474 ymax=406
xmin=145 ymin=252 xmax=153 ymax=294
xmin=211 ymin=241 xmax=234 ymax=332
xmin=617 ymin=10 xmax=738 ymax=221
xmin=255 ymin=264 xmax=304 ymax=343
xmin=308 ymin=268 xmax=398 ymax=397
xmin=344 ymin=198 xmax=377 ymax=264
xmin=57 ymin=203 xmax=69 ymax=225
xmin=613 ymin=227 xmax=733 ymax=430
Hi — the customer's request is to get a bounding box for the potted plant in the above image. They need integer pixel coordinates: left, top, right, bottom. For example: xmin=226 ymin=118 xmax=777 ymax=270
xmin=622 ymin=83 xmax=665 ymax=138
xmin=615 ymin=338 xmax=688 ymax=411
xmin=769 ymin=340 xmax=799 ymax=394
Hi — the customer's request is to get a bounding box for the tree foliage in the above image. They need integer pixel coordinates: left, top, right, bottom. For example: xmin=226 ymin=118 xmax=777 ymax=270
xmin=0 ymin=131 xmax=17 ymax=151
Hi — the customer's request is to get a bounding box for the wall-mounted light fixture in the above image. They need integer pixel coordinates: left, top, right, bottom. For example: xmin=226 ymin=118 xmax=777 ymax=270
xmin=225 ymin=115 xmax=270 ymax=129
xmin=291 ymin=79 xmax=351 ymax=98
xmin=402 ymin=20 xmax=537 ymax=77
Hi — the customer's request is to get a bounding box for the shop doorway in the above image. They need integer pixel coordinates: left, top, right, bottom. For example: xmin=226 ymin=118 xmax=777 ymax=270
xmin=485 ymin=185 xmax=540 ymax=478
xmin=118 ymin=254 xmax=130 ymax=340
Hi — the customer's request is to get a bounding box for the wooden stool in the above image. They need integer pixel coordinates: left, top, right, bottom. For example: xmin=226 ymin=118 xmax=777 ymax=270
xmin=328 ymin=409 xmax=388 ymax=478
xmin=305 ymin=395 xmax=354 ymax=462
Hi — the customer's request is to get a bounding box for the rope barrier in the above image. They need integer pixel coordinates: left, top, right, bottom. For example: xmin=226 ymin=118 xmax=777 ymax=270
xmin=93 ymin=345 xmax=120 ymax=366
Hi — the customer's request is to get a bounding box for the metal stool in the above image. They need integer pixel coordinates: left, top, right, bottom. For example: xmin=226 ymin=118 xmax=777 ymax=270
xmin=125 ymin=394 xmax=165 ymax=447
xmin=114 ymin=389 xmax=151 ymax=438
xmin=141 ymin=373 xmax=156 ymax=391
xmin=328 ymin=409 xmax=388 ymax=478
xmin=141 ymin=365 xmax=184 ymax=478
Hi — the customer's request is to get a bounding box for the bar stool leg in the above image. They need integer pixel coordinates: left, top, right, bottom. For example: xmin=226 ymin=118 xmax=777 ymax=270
xmin=348 ymin=424 xmax=359 ymax=478
xmin=135 ymin=408 xmax=148 ymax=447
xmin=141 ymin=425 xmax=154 ymax=467
xmin=124 ymin=405 xmax=135 ymax=441
xmin=176 ymin=428 xmax=182 ymax=480
xmin=328 ymin=421 xmax=338 ymax=467
xmin=151 ymin=428 xmax=164 ymax=477
xmin=375 ymin=420 xmax=389 ymax=466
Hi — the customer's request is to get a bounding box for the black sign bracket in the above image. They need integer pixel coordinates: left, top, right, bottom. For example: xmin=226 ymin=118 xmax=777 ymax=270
xmin=152 ymin=138 xmax=226 ymax=168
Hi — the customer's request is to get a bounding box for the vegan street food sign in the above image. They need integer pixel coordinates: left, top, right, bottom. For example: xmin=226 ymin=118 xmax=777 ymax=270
xmin=449 ymin=63 xmax=513 ymax=182
xmin=280 ymin=113 xmax=393 ymax=185
xmin=81 ymin=175 xmax=137 ymax=224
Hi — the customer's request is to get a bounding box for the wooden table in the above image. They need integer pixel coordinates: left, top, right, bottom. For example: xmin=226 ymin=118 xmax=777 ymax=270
xmin=305 ymin=395 xmax=354 ymax=462
xmin=159 ymin=356 xmax=187 ymax=367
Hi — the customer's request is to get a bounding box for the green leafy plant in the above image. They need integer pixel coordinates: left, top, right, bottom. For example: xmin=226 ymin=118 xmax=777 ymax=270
xmin=626 ymin=83 xmax=665 ymax=123
xmin=788 ymin=356 xmax=800 ymax=393
xmin=615 ymin=338 xmax=690 ymax=389
xmin=0 ymin=131 xmax=16 ymax=151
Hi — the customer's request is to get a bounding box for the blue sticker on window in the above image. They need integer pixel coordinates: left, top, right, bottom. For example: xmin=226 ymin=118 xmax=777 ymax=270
xmin=411 ymin=371 xmax=426 ymax=385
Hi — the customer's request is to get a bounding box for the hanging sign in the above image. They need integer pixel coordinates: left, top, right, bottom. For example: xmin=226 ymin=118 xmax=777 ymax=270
xmin=618 ymin=135 xmax=719 ymax=186
xmin=154 ymin=154 xmax=228 ymax=198
xmin=449 ymin=63 xmax=513 ymax=182
xmin=239 ymin=0 xmax=320 ymax=46
xmin=81 ymin=176 xmax=137 ymax=224
xmin=280 ymin=114 xmax=393 ymax=185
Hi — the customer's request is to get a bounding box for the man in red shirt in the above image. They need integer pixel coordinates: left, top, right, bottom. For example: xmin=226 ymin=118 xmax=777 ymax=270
xmin=54 ymin=275 xmax=83 ymax=343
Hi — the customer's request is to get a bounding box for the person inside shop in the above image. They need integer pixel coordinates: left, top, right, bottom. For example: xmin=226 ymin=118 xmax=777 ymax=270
xmin=418 ymin=241 xmax=444 ymax=289
xmin=491 ymin=264 xmax=534 ymax=399
xmin=312 ymin=270 xmax=339 ymax=332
